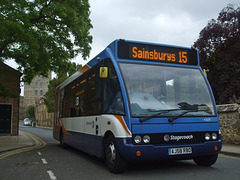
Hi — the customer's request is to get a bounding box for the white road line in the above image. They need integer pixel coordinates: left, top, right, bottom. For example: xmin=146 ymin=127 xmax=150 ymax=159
xmin=38 ymin=152 xmax=42 ymax=155
xmin=41 ymin=158 xmax=48 ymax=164
xmin=47 ymin=170 xmax=57 ymax=180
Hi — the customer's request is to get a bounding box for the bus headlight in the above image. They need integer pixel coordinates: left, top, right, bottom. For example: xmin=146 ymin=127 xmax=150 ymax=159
xmin=212 ymin=133 xmax=217 ymax=140
xmin=205 ymin=133 xmax=211 ymax=140
xmin=143 ymin=135 xmax=150 ymax=143
xmin=134 ymin=135 xmax=142 ymax=144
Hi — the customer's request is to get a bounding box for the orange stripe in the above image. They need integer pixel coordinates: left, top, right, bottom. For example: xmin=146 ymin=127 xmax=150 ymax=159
xmin=59 ymin=118 xmax=72 ymax=136
xmin=114 ymin=115 xmax=132 ymax=136
xmin=79 ymin=64 xmax=91 ymax=73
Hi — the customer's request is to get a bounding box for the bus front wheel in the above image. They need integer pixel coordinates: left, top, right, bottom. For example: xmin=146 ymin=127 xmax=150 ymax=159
xmin=194 ymin=154 xmax=218 ymax=166
xmin=104 ymin=135 xmax=127 ymax=173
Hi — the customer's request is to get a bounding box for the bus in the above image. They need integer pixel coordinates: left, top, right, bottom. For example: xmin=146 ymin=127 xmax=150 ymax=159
xmin=53 ymin=39 xmax=222 ymax=173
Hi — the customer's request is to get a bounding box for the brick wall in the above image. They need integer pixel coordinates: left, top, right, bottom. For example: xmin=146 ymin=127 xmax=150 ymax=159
xmin=217 ymin=104 xmax=240 ymax=145
xmin=0 ymin=62 xmax=21 ymax=136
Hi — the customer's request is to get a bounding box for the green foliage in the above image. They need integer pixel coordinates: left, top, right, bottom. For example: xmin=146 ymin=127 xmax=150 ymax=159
xmin=0 ymin=0 xmax=92 ymax=83
xmin=44 ymin=62 xmax=81 ymax=112
xmin=193 ymin=4 xmax=240 ymax=104
xmin=26 ymin=104 xmax=35 ymax=119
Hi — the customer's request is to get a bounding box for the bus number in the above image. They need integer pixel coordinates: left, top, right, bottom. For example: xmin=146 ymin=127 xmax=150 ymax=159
xmin=179 ymin=51 xmax=188 ymax=63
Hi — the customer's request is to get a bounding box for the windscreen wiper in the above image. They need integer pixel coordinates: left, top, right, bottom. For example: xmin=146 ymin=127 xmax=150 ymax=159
xmin=139 ymin=109 xmax=179 ymax=123
xmin=168 ymin=110 xmax=198 ymax=122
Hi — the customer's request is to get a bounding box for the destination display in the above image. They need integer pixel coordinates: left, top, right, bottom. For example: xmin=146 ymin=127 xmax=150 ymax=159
xmin=118 ymin=41 xmax=198 ymax=66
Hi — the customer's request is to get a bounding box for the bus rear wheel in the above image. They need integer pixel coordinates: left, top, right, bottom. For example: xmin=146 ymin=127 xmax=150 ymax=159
xmin=194 ymin=154 xmax=218 ymax=166
xmin=104 ymin=135 xmax=127 ymax=173
xmin=60 ymin=130 xmax=66 ymax=148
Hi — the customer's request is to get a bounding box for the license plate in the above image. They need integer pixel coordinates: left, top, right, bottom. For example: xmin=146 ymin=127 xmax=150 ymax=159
xmin=168 ymin=147 xmax=192 ymax=155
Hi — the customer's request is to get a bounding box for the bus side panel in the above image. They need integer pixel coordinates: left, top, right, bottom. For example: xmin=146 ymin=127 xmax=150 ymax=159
xmin=82 ymin=115 xmax=132 ymax=158
xmin=58 ymin=117 xmax=84 ymax=152
xmin=99 ymin=115 xmax=132 ymax=138
xmin=61 ymin=115 xmax=132 ymax=159
xmin=61 ymin=116 xmax=105 ymax=159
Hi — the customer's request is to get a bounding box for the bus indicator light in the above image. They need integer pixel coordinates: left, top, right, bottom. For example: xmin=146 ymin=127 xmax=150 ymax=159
xmin=136 ymin=151 xmax=141 ymax=157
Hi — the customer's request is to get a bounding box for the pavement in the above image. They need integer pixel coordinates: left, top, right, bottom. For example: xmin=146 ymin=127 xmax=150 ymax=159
xmin=0 ymin=130 xmax=240 ymax=158
xmin=0 ymin=130 xmax=35 ymax=153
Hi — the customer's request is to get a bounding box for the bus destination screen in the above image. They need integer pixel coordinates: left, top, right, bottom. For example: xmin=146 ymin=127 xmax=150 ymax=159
xmin=118 ymin=41 xmax=198 ymax=66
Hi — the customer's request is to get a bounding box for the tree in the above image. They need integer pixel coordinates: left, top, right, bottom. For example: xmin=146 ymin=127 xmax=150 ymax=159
xmin=44 ymin=62 xmax=81 ymax=112
xmin=0 ymin=0 xmax=92 ymax=84
xmin=193 ymin=4 xmax=240 ymax=104
xmin=26 ymin=104 xmax=35 ymax=119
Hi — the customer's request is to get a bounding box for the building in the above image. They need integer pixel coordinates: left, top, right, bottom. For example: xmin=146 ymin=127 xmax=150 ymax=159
xmin=35 ymin=98 xmax=54 ymax=127
xmin=0 ymin=62 xmax=22 ymax=135
xmin=22 ymin=73 xmax=51 ymax=118
xmin=19 ymin=96 xmax=24 ymax=120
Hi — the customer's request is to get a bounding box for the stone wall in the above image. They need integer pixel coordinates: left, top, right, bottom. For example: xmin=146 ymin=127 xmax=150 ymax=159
xmin=217 ymin=104 xmax=240 ymax=145
xmin=35 ymin=98 xmax=53 ymax=128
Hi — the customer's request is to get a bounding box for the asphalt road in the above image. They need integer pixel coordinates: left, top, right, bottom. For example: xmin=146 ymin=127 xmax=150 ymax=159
xmin=0 ymin=125 xmax=240 ymax=180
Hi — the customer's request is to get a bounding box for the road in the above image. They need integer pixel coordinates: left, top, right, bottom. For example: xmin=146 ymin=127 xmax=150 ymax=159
xmin=0 ymin=125 xmax=240 ymax=180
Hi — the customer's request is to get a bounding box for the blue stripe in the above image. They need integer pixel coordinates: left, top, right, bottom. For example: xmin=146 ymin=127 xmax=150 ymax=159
xmin=64 ymin=131 xmax=104 ymax=159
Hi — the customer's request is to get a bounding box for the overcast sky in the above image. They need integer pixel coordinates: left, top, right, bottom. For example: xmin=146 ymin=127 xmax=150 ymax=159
xmin=6 ymin=0 xmax=240 ymax=69
xmin=73 ymin=0 xmax=239 ymax=65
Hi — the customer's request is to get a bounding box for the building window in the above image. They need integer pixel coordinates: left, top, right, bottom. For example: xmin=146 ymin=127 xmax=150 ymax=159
xmin=40 ymin=90 xmax=43 ymax=96
xmin=35 ymin=90 xmax=38 ymax=95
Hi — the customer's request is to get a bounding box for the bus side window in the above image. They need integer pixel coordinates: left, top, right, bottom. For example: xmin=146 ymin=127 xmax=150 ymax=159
xmin=103 ymin=60 xmax=125 ymax=115
xmin=85 ymin=65 xmax=102 ymax=115
xmin=75 ymin=74 xmax=87 ymax=117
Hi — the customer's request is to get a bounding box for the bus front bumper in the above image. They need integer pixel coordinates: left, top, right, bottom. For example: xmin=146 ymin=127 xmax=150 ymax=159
xmin=116 ymin=138 xmax=222 ymax=161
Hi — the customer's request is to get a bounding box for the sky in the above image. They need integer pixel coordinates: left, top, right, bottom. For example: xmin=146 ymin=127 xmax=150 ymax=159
xmin=5 ymin=0 xmax=240 ymax=87
xmin=72 ymin=0 xmax=239 ymax=65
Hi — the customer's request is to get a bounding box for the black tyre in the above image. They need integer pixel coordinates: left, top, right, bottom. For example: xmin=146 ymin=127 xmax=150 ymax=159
xmin=194 ymin=154 xmax=218 ymax=166
xmin=104 ymin=135 xmax=127 ymax=173
xmin=60 ymin=130 xmax=67 ymax=148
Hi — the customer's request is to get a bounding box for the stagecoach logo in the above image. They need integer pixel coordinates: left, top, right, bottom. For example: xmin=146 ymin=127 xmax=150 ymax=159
xmin=164 ymin=135 xmax=170 ymax=142
xmin=164 ymin=134 xmax=194 ymax=142
xmin=86 ymin=121 xmax=95 ymax=128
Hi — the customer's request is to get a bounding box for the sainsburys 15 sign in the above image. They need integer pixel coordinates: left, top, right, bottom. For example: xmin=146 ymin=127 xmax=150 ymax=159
xmin=118 ymin=41 xmax=198 ymax=66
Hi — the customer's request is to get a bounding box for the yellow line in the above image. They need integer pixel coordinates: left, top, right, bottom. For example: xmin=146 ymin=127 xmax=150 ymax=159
xmin=0 ymin=131 xmax=46 ymax=160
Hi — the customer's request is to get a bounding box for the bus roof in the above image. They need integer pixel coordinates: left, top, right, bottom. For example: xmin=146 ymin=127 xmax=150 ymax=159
xmin=80 ymin=39 xmax=199 ymax=73
xmin=58 ymin=39 xmax=199 ymax=89
xmin=59 ymin=70 xmax=82 ymax=89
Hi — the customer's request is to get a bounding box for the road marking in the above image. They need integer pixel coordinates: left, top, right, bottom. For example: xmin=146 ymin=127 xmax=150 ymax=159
xmin=47 ymin=170 xmax=57 ymax=180
xmin=0 ymin=131 xmax=46 ymax=159
xmin=41 ymin=158 xmax=48 ymax=164
xmin=38 ymin=152 xmax=42 ymax=155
